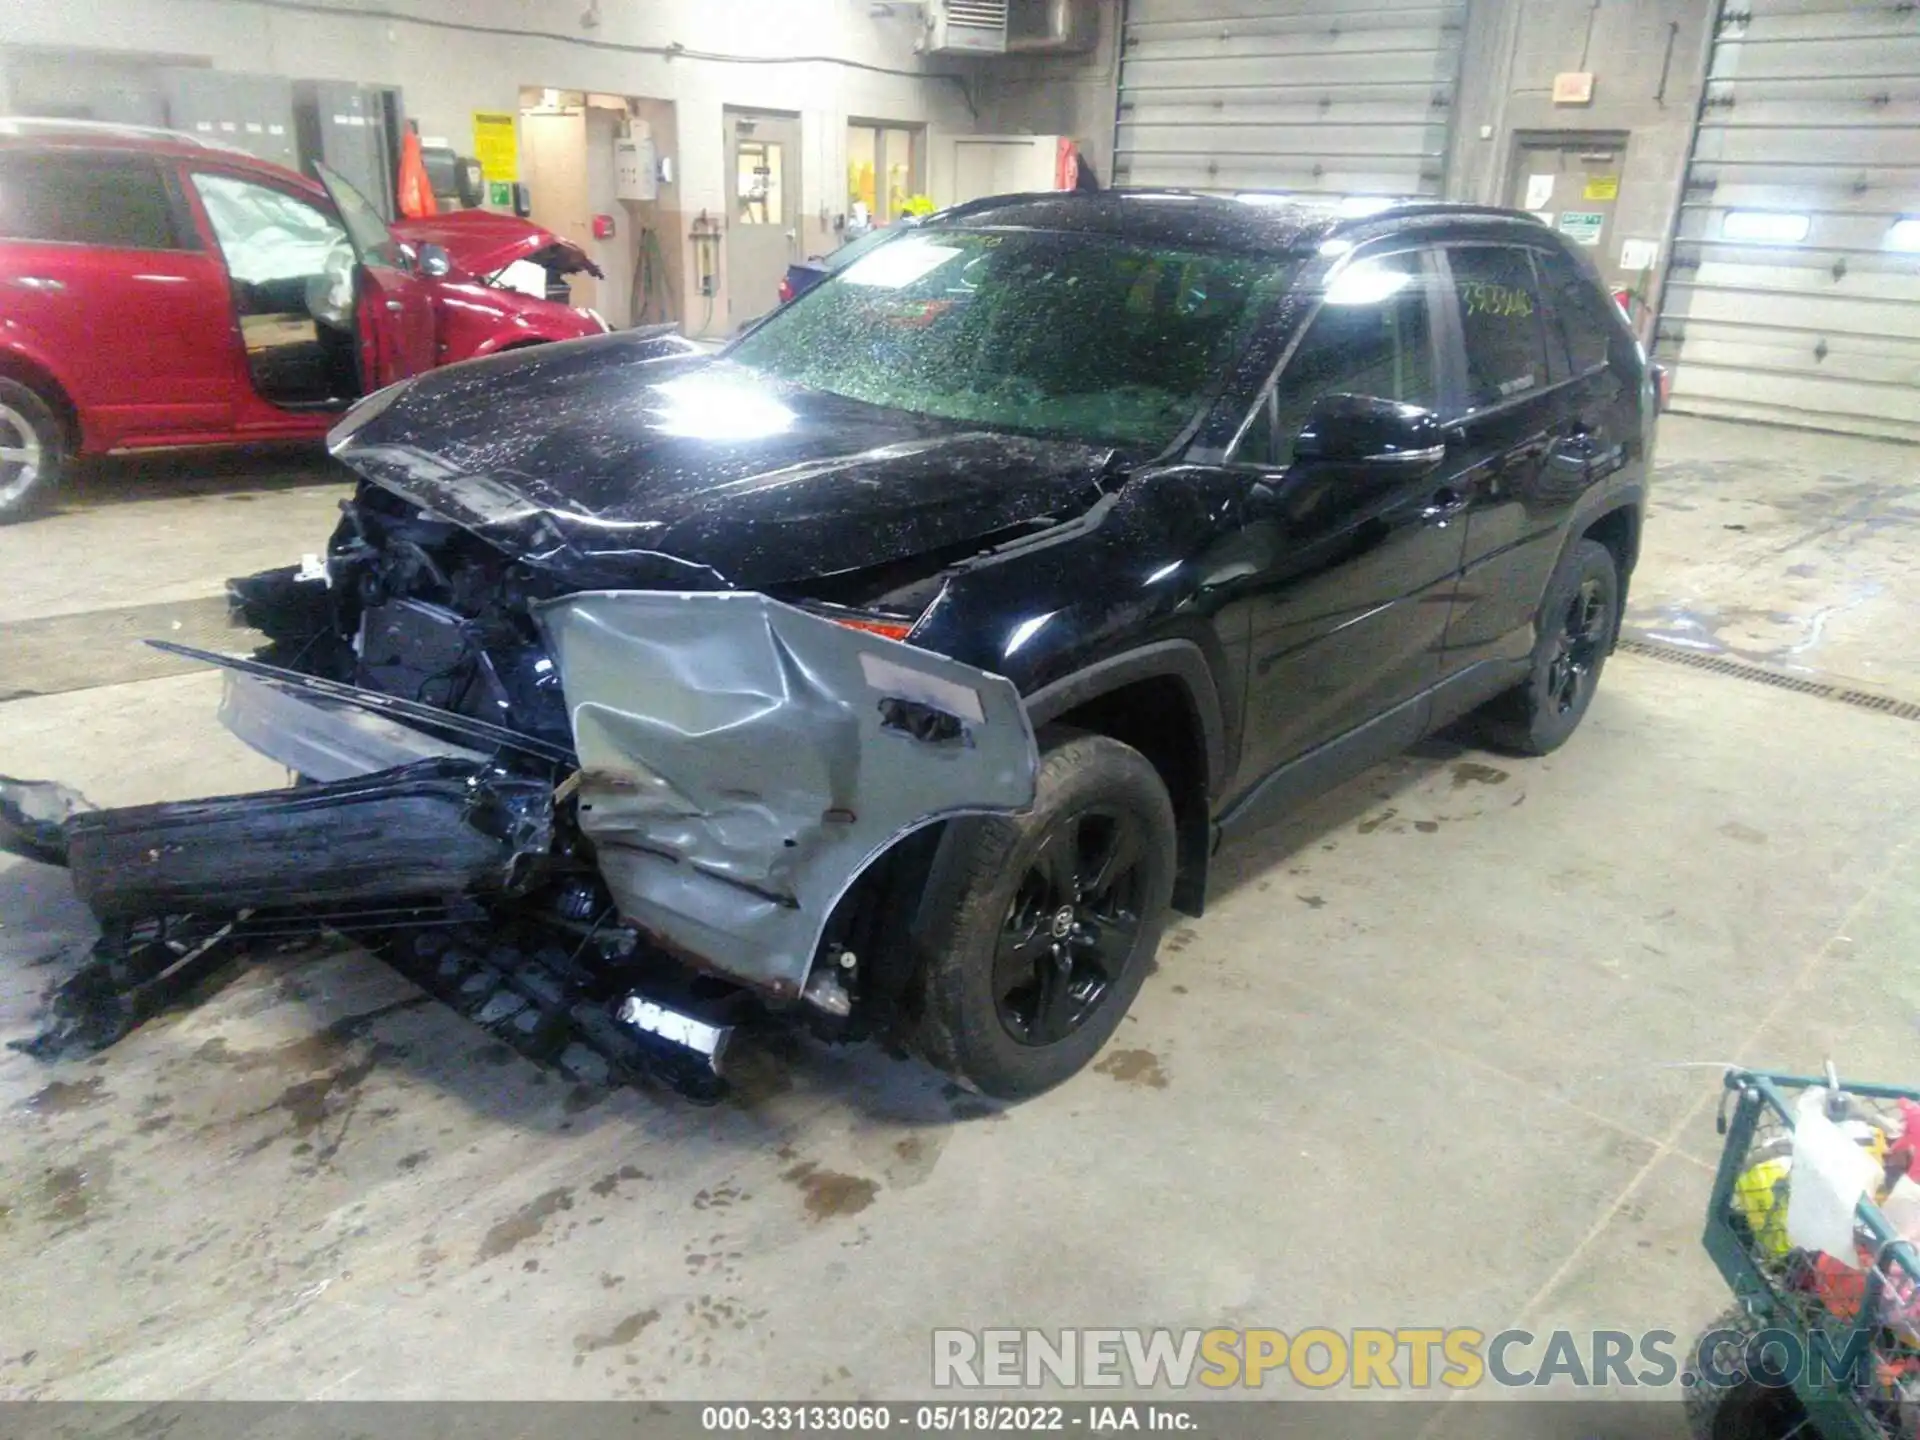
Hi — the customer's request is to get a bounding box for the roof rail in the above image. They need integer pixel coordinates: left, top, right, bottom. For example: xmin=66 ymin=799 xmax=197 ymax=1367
xmin=0 ymin=116 xmax=233 ymax=150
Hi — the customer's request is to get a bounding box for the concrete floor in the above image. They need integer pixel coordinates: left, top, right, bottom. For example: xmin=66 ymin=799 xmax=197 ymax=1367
xmin=0 ymin=419 xmax=1916 ymax=1405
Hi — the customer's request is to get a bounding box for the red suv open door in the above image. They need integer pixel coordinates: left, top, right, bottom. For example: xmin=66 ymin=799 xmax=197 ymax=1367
xmin=314 ymin=163 xmax=437 ymax=387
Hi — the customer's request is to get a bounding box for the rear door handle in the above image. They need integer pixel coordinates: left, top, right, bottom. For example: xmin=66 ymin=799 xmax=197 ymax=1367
xmin=1422 ymin=486 xmax=1471 ymax=523
xmin=8 ymin=276 xmax=64 ymax=293
xmin=384 ymin=299 xmax=404 ymax=313
xmin=1549 ymin=430 xmax=1604 ymax=476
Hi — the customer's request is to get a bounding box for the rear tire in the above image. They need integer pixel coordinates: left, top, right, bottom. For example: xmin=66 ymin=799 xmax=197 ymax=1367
xmin=1475 ymin=538 xmax=1620 ymax=756
xmin=910 ymin=731 xmax=1177 ymax=1101
xmin=0 ymin=378 xmax=65 ymax=524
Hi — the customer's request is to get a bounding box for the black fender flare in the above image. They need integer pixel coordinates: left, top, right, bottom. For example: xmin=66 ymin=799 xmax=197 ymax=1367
xmin=1022 ymin=640 xmax=1227 ymax=914
xmin=1021 ymin=639 xmax=1229 ymax=803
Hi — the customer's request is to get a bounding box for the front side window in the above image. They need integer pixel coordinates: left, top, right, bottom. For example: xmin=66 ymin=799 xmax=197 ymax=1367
xmin=1244 ymin=250 xmax=1440 ymax=467
xmin=316 ymin=163 xmax=406 ymax=269
xmin=192 ymin=173 xmax=349 ymax=288
xmin=730 ymin=229 xmax=1292 ymax=449
xmin=1446 ymin=246 xmax=1550 ymax=411
xmin=0 ymin=152 xmax=181 ymax=250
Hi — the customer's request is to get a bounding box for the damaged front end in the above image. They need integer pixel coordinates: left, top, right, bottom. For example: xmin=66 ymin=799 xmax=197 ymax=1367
xmin=3 ymin=491 xmax=1039 ymax=1094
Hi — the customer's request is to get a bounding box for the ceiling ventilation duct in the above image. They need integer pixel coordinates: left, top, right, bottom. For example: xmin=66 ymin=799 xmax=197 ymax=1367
xmin=922 ymin=0 xmax=1094 ymax=56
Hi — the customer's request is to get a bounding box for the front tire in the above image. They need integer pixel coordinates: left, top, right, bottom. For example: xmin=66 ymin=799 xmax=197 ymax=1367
xmin=1476 ymin=537 xmax=1620 ymax=756
xmin=911 ymin=731 xmax=1177 ymax=1100
xmin=0 ymin=378 xmax=65 ymax=524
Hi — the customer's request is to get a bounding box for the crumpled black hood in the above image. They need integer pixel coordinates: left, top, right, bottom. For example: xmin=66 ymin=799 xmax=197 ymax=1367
xmin=328 ymin=332 xmax=1116 ymax=591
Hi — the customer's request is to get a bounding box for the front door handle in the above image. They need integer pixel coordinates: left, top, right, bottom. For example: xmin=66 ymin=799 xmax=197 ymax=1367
xmin=8 ymin=276 xmax=64 ymax=293
xmin=384 ymin=299 xmax=405 ymax=313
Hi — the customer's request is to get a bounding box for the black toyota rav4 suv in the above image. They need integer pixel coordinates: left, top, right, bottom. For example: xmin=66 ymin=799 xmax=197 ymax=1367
xmin=3 ymin=192 xmax=1655 ymax=1100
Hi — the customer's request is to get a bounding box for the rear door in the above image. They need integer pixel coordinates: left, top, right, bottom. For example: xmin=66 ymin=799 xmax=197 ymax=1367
xmin=315 ymin=163 xmax=437 ymax=386
xmin=0 ymin=148 xmax=234 ymax=447
xmin=1436 ymin=243 xmax=1624 ymax=691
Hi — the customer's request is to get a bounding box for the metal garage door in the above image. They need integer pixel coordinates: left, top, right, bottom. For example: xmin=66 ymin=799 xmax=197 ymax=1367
xmin=1659 ymin=0 xmax=1920 ymax=442
xmin=1112 ymin=0 xmax=1466 ymax=198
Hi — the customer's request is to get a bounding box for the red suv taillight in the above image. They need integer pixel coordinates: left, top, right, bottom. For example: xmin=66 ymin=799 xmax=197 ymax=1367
xmin=778 ymin=277 xmax=795 ymax=304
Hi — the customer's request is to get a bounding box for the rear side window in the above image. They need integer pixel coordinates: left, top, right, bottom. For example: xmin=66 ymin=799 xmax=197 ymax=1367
xmin=0 ymin=152 xmax=183 ymax=250
xmin=1445 ymin=246 xmax=1549 ymax=411
xmin=1534 ymin=247 xmax=1615 ymax=376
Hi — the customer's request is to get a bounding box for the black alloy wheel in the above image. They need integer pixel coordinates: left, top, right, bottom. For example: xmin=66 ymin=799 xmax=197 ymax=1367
xmin=992 ymin=807 xmax=1149 ymax=1046
xmin=1476 ymin=538 xmax=1620 ymax=757
xmin=909 ymin=730 xmax=1177 ymax=1100
xmin=1547 ymin=575 xmax=1611 ymax=717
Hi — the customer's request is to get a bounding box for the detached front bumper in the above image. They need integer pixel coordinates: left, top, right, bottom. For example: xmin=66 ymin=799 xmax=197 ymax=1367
xmin=3 ymin=593 xmax=1038 ymax=1007
xmin=66 ymin=759 xmax=552 ymax=922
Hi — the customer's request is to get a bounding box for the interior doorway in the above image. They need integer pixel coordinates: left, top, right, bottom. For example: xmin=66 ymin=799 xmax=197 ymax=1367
xmin=1507 ymin=133 xmax=1629 ymax=287
xmin=516 ymin=89 xmax=683 ymax=329
xmin=724 ymin=107 xmax=802 ymax=326
xmin=518 ymin=93 xmax=596 ymax=310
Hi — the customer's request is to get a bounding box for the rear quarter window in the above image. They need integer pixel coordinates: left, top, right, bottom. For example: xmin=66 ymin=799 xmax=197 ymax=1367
xmin=0 ymin=151 xmax=184 ymax=250
xmin=1534 ymin=246 xmax=1615 ymax=376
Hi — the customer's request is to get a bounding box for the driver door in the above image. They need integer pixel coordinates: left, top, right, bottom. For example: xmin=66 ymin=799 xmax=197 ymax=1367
xmin=1224 ymin=247 xmax=1469 ymax=793
xmin=314 ymin=163 xmax=437 ymax=387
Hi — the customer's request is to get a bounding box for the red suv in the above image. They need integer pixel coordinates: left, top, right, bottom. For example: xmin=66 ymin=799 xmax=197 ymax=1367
xmin=0 ymin=119 xmax=612 ymax=521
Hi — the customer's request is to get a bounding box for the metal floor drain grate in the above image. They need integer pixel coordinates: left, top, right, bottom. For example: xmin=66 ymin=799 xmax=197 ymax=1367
xmin=1616 ymin=636 xmax=1920 ymax=722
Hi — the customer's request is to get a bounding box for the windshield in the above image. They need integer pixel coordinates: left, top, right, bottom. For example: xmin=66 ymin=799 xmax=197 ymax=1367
xmin=731 ymin=228 xmax=1291 ymax=449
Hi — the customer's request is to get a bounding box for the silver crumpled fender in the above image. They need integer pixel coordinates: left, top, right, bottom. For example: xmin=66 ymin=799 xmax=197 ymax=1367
xmin=535 ymin=592 xmax=1039 ymax=999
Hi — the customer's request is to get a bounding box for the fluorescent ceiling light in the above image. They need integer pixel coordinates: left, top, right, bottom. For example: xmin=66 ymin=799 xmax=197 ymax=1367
xmin=1722 ymin=211 xmax=1811 ymax=243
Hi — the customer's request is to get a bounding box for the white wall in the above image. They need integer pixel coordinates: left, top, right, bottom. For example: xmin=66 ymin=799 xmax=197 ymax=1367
xmin=961 ymin=0 xmax=1120 ymax=182
xmin=0 ymin=0 xmax=976 ymax=332
xmin=1448 ymin=0 xmax=1718 ymax=303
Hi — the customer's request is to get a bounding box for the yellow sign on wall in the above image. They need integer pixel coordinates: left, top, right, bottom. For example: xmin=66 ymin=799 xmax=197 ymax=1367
xmin=1583 ymin=175 xmax=1620 ymax=201
xmin=473 ymin=111 xmax=519 ymax=183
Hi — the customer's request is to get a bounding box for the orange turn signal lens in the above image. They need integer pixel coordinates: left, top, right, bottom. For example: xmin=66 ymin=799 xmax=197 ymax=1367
xmin=829 ymin=615 xmax=916 ymax=641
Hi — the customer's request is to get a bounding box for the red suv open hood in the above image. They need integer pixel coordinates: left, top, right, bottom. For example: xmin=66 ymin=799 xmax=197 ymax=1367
xmin=390 ymin=212 xmax=603 ymax=279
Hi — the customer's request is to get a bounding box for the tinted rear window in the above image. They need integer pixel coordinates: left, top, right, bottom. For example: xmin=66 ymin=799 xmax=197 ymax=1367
xmin=0 ymin=151 xmax=184 ymax=250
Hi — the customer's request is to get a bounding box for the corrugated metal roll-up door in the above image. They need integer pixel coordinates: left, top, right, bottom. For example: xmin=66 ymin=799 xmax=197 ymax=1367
xmin=1112 ymin=0 xmax=1467 ymax=198
xmin=1659 ymin=0 xmax=1920 ymax=442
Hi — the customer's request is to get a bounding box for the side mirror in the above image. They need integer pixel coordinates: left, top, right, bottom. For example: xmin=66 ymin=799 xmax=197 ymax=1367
xmin=1294 ymin=394 xmax=1445 ymax=470
xmin=415 ymin=242 xmax=453 ymax=279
